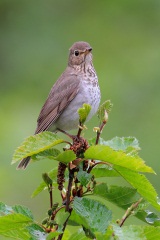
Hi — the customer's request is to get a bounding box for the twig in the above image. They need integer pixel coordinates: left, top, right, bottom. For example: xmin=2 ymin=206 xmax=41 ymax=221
xmin=57 ymin=212 xmax=72 ymax=240
xmin=95 ymin=120 xmax=107 ymax=145
xmin=65 ymin=169 xmax=74 ymax=212
xmin=77 ymin=121 xmax=83 ymax=139
xmin=57 ymin=170 xmax=74 ymax=240
xmin=49 ymin=184 xmax=53 ymax=209
xmin=87 ymin=161 xmax=112 ymax=174
xmin=119 ymin=198 xmax=143 ymax=227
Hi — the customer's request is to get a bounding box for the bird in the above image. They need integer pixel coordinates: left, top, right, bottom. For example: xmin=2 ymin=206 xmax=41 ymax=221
xmin=17 ymin=41 xmax=101 ymax=169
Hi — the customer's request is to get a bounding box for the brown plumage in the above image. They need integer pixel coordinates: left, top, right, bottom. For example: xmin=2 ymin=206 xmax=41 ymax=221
xmin=17 ymin=41 xmax=100 ymax=169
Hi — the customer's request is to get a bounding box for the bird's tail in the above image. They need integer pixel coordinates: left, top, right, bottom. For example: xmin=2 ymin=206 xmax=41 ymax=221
xmin=17 ymin=156 xmax=31 ymax=170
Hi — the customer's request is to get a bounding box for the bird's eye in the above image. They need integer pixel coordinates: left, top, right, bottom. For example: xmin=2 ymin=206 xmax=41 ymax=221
xmin=74 ymin=50 xmax=79 ymax=56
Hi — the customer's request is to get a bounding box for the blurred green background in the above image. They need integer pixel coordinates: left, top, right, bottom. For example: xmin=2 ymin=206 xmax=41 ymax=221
xmin=1 ymin=0 xmax=160 ymax=223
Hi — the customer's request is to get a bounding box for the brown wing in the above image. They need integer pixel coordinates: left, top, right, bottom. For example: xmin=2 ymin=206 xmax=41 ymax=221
xmin=35 ymin=70 xmax=80 ymax=134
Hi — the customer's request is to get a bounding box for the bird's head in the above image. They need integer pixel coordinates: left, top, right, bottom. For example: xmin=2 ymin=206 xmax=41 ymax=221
xmin=68 ymin=41 xmax=93 ymax=67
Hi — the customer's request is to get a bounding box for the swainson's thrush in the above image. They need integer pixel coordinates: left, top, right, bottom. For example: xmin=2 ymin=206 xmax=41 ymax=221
xmin=17 ymin=41 xmax=101 ymax=169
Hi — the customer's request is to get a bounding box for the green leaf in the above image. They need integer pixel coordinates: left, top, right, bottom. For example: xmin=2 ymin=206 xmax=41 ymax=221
xmin=12 ymin=205 xmax=34 ymax=220
xmin=91 ymin=164 xmax=120 ymax=177
xmin=32 ymin=148 xmax=60 ymax=161
xmin=94 ymin=184 xmax=139 ymax=207
xmin=112 ymin=224 xmax=160 ymax=240
xmin=77 ymin=171 xmax=92 ymax=187
xmin=97 ymin=100 xmax=113 ymax=124
xmin=93 ymin=184 xmax=160 ymax=226
xmin=27 ymin=223 xmax=47 ymax=239
xmin=32 ymin=168 xmax=57 ymax=198
xmin=12 ymin=132 xmax=65 ymax=163
xmin=100 ymin=136 xmax=140 ymax=152
xmin=84 ymin=145 xmax=154 ymax=173
xmin=46 ymin=231 xmax=61 ymax=240
xmin=55 ymin=150 xmax=76 ymax=163
xmin=78 ymin=103 xmax=91 ymax=124
xmin=42 ymin=173 xmax=53 ymax=185
xmin=68 ymin=228 xmax=88 ymax=240
xmin=114 ymin=165 xmax=160 ymax=211
xmin=0 ymin=202 xmax=13 ymax=216
xmin=134 ymin=209 xmax=160 ymax=227
xmin=0 ymin=204 xmax=47 ymax=239
xmin=55 ymin=207 xmax=70 ymax=226
xmin=32 ymin=149 xmax=76 ymax=164
xmin=72 ymin=197 xmax=112 ymax=234
xmin=0 ymin=213 xmax=33 ymax=232
xmin=0 ymin=228 xmax=30 ymax=240
xmin=61 ymin=229 xmax=71 ymax=240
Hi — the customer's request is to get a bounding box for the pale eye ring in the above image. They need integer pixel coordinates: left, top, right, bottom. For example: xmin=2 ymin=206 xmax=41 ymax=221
xmin=74 ymin=50 xmax=79 ymax=56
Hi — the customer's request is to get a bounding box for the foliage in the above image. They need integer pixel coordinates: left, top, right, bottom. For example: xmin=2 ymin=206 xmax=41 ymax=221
xmin=1 ymin=101 xmax=160 ymax=239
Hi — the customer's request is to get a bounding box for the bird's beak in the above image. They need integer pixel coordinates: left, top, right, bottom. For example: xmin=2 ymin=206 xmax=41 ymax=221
xmin=84 ymin=48 xmax=92 ymax=55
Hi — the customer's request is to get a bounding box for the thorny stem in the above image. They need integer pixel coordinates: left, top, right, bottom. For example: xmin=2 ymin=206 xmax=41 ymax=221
xmin=96 ymin=120 xmax=107 ymax=145
xmin=119 ymin=198 xmax=143 ymax=227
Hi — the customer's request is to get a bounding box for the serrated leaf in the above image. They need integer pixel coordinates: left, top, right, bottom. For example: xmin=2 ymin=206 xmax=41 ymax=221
xmin=12 ymin=205 xmax=34 ymax=220
xmin=0 ymin=213 xmax=33 ymax=232
xmin=84 ymin=145 xmax=154 ymax=173
xmin=55 ymin=207 xmax=70 ymax=226
xmin=0 ymin=228 xmax=30 ymax=240
xmin=94 ymin=184 xmax=139 ymax=207
xmin=0 ymin=202 xmax=13 ymax=216
xmin=94 ymin=226 xmax=113 ymax=240
xmin=31 ymin=168 xmax=57 ymax=198
xmin=12 ymin=132 xmax=64 ymax=164
xmin=0 ymin=205 xmax=46 ymax=239
xmin=77 ymin=171 xmax=92 ymax=186
xmin=89 ymin=136 xmax=140 ymax=156
xmin=27 ymin=224 xmax=47 ymax=240
xmin=114 ymin=165 xmax=160 ymax=211
xmin=72 ymin=197 xmax=112 ymax=234
xmin=55 ymin=150 xmax=76 ymax=163
xmin=112 ymin=224 xmax=160 ymax=240
xmin=91 ymin=164 xmax=120 ymax=177
xmin=32 ymin=148 xmax=75 ymax=164
xmin=46 ymin=231 xmax=61 ymax=240
xmin=101 ymin=136 xmax=140 ymax=151
xmin=97 ymin=100 xmax=113 ymax=124
xmin=93 ymin=183 xmax=160 ymax=226
xmin=78 ymin=103 xmax=91 ymax=124
xmin=32 ymin=148 xmax=61 ymax=161
xmin=68 ymin=228 xmax=88 ymax=240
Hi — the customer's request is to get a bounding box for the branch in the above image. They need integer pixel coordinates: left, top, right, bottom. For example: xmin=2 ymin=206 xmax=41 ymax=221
xmin=119 ymin=198 xmax=143 ymax=227
xmin=49 ymin=184 xmax=53 ymax=209
xmin=95 ymin=119 xmax=107 ymax=145
xmin=65 ymin=168 xmax=74 ymax=212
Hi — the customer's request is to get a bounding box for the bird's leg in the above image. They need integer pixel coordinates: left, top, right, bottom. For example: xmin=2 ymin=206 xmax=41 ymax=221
xmin=57 ymin=126 xmax=83 ymax=142
xmin=57 ymin=128 xmax=75 ymax=140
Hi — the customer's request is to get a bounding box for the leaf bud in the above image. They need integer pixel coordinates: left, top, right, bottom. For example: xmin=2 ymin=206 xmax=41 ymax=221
xmin=42 ymin=173 xmax=52 ymax=185
xmin=52 ymin=202 xmax=59 ymax=211
xmin=48 ymin=209 xmax=53 ymax=216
